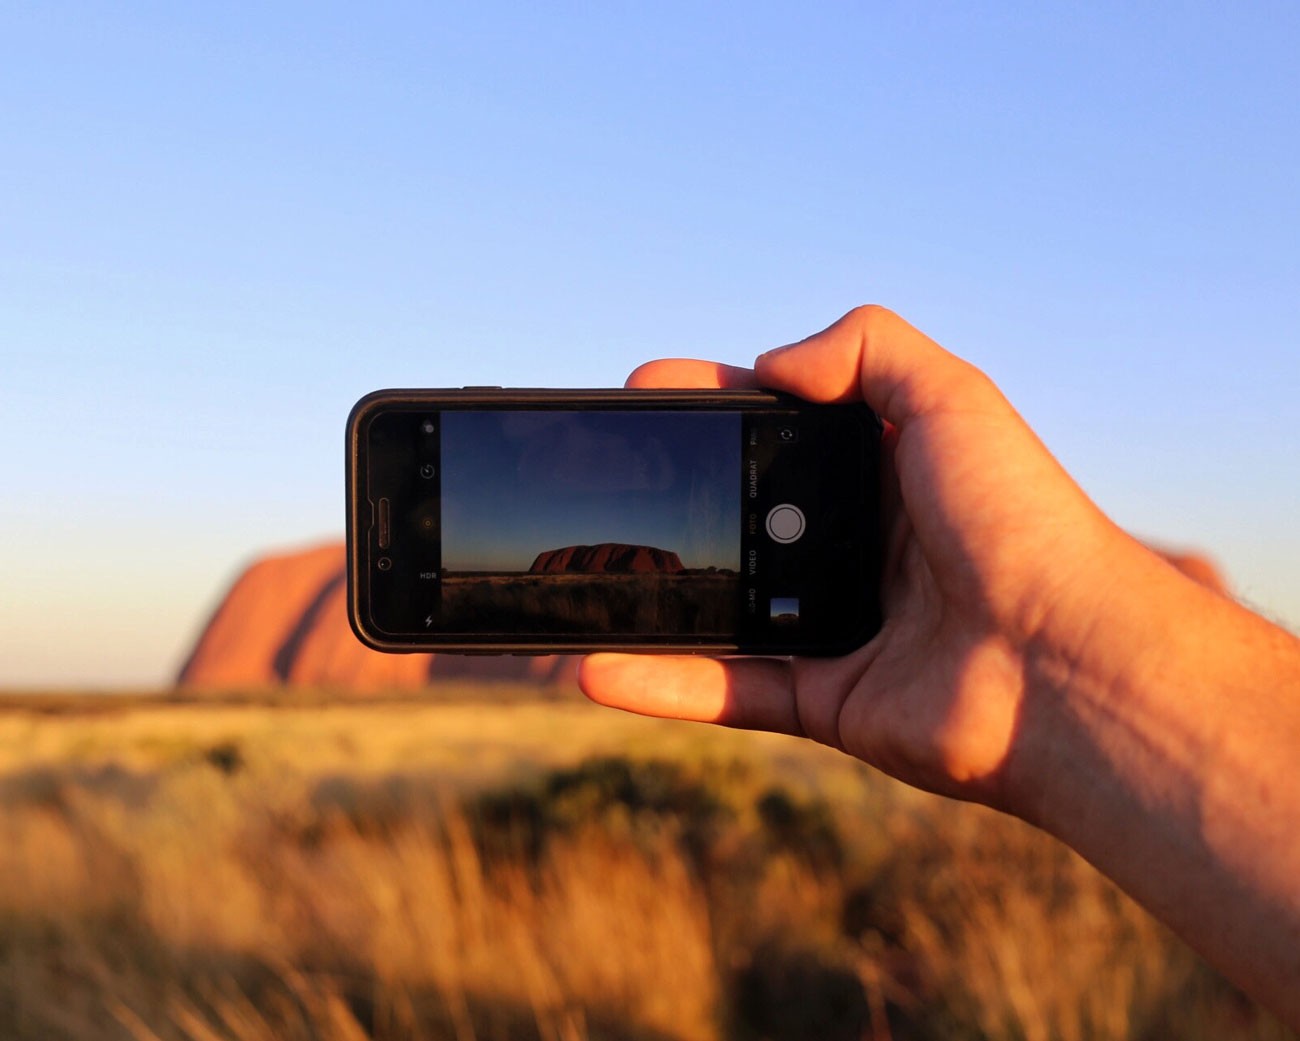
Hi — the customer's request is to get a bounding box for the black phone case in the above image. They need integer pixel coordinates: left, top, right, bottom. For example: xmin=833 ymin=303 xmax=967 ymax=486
xmin=346 ymin=387 xmax=882 ymax=656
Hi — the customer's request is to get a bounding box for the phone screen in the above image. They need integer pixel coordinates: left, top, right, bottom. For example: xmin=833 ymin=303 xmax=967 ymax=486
xmin=438 ymin=409 xmax=740 ymax=634
xmin=354 ymin=394 xmax=880 ymax=653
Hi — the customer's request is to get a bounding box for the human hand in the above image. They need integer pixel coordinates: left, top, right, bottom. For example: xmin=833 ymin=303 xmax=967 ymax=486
xmin=586 ymin=307 xmax=1300 ymax=1024
xmin=580 ymin=306 xmax=1185 ymax=812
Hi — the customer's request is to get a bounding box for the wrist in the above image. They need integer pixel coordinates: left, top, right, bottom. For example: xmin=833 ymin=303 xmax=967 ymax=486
xmin=999 ymin=542 xmax=1300 ymax=1022
xmin=998 ymin=536 xmax=1216 ymax=830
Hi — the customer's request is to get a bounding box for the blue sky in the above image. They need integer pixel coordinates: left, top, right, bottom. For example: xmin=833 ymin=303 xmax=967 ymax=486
xmin=1 ymin=4 xmax=1297 ymax=687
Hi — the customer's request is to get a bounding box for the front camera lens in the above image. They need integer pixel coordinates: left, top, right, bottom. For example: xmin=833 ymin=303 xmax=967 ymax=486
xmin=419 ymin=463 xmax=436 ymax=479
xmin=421 ymin=420 xmax=436 ymax=435
xmin=377 ymin=557 xmax=392 ymax=571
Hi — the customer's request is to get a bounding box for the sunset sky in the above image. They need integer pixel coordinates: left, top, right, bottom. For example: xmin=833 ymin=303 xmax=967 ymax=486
xmin=2 ymin=4 xmax=1297 ymax=687
xmin=440 ymin=410 xmax=740 ymax=572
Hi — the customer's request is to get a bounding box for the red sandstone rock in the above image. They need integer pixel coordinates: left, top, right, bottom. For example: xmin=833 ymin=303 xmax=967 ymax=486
xmin=1153 ymin=547 xmax=1230 ymax=597
xmin=177 ymin=542 xmax=576 ymax=691
xmin=178 ymin=540 xmax=1228 ymax=694
xmin=529 ymin=543 xmax=684 ymax=575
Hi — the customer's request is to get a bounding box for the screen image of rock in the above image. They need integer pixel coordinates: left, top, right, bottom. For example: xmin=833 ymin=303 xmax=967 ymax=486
xmin=437 ymin=410 xmax=741 ymax=634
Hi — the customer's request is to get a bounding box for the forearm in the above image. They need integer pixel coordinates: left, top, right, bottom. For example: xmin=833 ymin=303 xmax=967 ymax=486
xmin=1010 ymin=544 xmax=1300 ymax=1025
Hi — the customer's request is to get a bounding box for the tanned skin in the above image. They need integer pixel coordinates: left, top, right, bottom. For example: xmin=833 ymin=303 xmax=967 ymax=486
xmin=580 ymin=306 xmax=1300 ymax=1028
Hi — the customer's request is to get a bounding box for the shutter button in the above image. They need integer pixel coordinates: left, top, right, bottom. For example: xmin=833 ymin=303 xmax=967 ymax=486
xmin=765 ymin=504 xmax=805 ymax=544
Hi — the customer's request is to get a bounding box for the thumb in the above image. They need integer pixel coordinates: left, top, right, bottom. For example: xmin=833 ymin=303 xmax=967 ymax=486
xmin=754 ymin=305 xmax=1002 ymax=427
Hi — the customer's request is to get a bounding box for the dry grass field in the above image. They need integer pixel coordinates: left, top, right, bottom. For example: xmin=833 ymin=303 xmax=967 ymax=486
xmin=0 ymin=686 xmax=1291 ymax=1041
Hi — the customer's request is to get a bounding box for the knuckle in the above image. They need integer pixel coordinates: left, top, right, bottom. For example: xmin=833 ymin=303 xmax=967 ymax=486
xmin=846 ymin=303 xmax=897 ymax=334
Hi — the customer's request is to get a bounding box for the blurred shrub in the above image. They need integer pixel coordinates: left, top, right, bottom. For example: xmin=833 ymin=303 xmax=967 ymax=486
xmin=0 ymin=721 xmax=1292 ymax=1041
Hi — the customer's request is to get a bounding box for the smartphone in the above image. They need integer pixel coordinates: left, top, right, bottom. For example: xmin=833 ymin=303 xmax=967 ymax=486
xmin=346 ymin=388 xmax=883 ymax=656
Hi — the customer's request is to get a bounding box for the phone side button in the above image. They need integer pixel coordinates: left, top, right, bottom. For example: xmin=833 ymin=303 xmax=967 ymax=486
xmin=461 ymin=385 xmax=503 ymax=390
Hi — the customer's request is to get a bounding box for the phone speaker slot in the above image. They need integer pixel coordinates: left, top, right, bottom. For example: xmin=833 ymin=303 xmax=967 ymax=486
xmin=378 ymin=498 xmax=391 ymax=549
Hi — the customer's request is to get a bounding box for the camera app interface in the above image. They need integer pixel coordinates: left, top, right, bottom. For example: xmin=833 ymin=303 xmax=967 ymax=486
xmin=363 ymin=399 xmax=877 ymax=647
xmin=435 ymin=410 xmax=741 ymax=636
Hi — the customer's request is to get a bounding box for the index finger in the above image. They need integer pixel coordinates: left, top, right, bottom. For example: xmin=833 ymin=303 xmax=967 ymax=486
xmin=625 ymin=359 xmax=760 ymax=390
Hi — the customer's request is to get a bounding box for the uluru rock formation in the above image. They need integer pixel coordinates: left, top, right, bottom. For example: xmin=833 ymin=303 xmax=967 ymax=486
xmin=177 ymin=541 xmax=576 ymax=691
xmin=529 ymin=543 xmax=684 ymax=575
xmin=178 ymin=540 xmax=1229 ymax=693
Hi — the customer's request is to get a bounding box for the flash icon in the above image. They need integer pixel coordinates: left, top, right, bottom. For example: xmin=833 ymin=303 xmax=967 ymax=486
xmin=424 ymin=615 xmax=434 ymax=628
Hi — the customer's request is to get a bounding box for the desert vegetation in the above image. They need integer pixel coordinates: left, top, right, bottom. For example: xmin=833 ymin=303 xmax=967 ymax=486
xmin=440 ymin=574 xmax=736 ymax=634
xmin=0 ymin=689 xmax=1291 ymax=1041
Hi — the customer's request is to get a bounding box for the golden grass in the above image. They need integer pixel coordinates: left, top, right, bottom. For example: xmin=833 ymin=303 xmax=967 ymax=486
xmin=0 ymin=687 xmax=1291 ymax=1041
